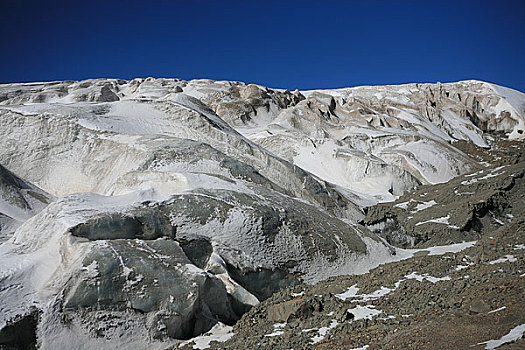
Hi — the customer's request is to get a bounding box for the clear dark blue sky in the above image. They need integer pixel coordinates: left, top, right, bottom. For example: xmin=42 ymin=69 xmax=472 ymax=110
xmin=1 ymin=0 xmax=524 ymax=91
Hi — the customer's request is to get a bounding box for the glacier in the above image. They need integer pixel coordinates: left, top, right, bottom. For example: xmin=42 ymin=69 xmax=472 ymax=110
xmin=0 ymin=77 xmax=523 ymax=349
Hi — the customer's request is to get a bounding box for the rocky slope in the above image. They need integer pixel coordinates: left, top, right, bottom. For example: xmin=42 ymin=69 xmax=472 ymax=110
xmin=0 ymin=78 xmax=523 ymax=349
xmin=364 ymin=138 xmax=524 ymax=248
xmin=213 ymin=205 xmax=524 ymax=349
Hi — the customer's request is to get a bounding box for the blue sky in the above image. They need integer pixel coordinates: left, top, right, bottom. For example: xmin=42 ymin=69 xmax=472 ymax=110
xmin=1 ymin=0 xmax=524 ymax=91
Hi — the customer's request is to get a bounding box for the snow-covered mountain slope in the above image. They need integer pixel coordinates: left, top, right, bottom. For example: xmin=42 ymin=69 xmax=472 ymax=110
xmin=0 ymin=78 xmax=523 ymax=349
xmin=1 ymin=78 xmax=524 ymax=203
xmin=254 ymin=81 xmax=524 ymax=200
